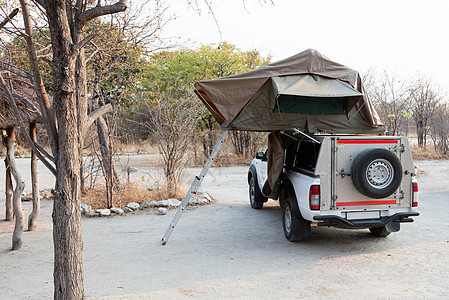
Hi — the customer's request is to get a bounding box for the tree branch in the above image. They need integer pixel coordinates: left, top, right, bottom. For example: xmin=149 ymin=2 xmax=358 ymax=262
xmin=19 ymin=0 xmax=59 ymax=156
xmin=83 ymin=103 xmax=112 ymax=134
xmin=0 ymin=8 xmax=19 ymax=31
xmin=31 ymin=0 xmax=46 ymax=10
xmin=77 ymin=0 xmax=128 ymax=30
xmin=0 ymin=72 xmax=56 ymax=175
xmin=72 ymin=33 xmax=97 ymax=57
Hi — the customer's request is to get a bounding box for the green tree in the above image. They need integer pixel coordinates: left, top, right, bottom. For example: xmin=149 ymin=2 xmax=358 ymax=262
xmin=141 ymin=42 xmax=270 ymax=160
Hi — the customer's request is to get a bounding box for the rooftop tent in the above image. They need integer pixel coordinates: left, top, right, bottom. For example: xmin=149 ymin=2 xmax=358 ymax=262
xmin=194 ymin=49 xmax=384 ymax=134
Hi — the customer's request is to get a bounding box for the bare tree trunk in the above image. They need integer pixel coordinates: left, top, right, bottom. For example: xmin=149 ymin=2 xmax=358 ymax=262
xmin=28 ymin=123 xmax=40 ymax=231
xmin=46 ymin=1 xmax=84 ymax=298
xmin=5 ymin=128 xmax=25 ymax=250
xmin=96 ymin=116 xmax=118 ymax=208
xmin=4 ymin=153 xmax=13 ymax=221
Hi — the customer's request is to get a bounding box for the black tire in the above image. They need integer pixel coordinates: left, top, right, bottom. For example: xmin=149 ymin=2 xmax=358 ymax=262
xmin=249 ymin=175 xmax=266 ymax=209
xmin=281 ymin=184 xmax=311 ymax=242
xmin=369 ymin=226 xmax=391 ymax=237
xmin=351 ymin=149 xmax=402 ymax=199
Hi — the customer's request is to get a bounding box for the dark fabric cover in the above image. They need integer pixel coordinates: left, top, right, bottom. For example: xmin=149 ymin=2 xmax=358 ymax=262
xmin=194 ymin=49 xmax=384 ymax=134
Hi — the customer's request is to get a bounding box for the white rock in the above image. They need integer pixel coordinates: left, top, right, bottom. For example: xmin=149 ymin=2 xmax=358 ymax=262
xmin=149 ymin=201 xmax=158 ymax=207
xmin=100 ymin=209 xmax=111 ymax=217
xmin=157 ymin=207 xmax=167 ymax=215
xmin=159 ymin=200 xmax=169 ymax=207
xmin=188 ymin=198 xmax=198 ymax=205
xmin=202 ymin=193 xmax=212 ymax=202
xmin=168 ymin=198 xmax=181 ymax=207
xmin=110 ymin=207 xmax=124 ymax=215
xmin=80 ymin=203 xmax=91 ymax=214
xmin=127 ymin=202 xmax=140 ymax=211
xmin=123 ymin=207 xmax=133 ymax=213
xmin=140 ymin=201 xmax=150 ymax=208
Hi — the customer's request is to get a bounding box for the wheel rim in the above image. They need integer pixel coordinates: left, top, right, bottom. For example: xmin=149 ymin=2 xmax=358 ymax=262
xmin=366 ymin=158 xmax=394 ymax=189
xmin=284 ymin=205 xmax=292 ymax=234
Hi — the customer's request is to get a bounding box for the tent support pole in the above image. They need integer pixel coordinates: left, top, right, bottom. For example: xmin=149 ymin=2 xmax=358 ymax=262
xmin=162 ymin=130 xmax=228 ymax=245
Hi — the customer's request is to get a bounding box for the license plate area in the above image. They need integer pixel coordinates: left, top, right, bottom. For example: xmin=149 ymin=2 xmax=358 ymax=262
xmin=346 ymin=211 xmax=380 ymax=220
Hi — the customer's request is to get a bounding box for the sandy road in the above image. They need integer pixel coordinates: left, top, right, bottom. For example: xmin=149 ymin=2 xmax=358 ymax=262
xmin=0 ymin=159 xmax=448 ymax=299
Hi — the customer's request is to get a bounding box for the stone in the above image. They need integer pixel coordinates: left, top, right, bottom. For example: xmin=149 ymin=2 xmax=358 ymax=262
xmin=110 ymin=207 xmax=125 ymax=215
xmin=85 ymin=210 xmax=96 ymax=217
xmin=123 ymin=206 xmax=133 ymax=213
xmin=140 ymin=201 xmax=150 ymax=208
xmin=80 ymin=203 xmax=91 ymax=214
xmin=127 ymin=202 xmax=140 ymax=211
xmin=202 ymin=193 xmax=212 ymax=202
xmin=100 ymin=209 xmax=111 ymax=217
xmin=149 ymin=200 xmax=158 ymax=207
xmin=168 ymin=198 xmax=181 ymax=207
xmin=21 ymin=196 xmax=31 ymax=202
xmin=159 ymin=200 xmax=169 ymax=207
xmin=156 ymin=207 xmax=167 ymax=215
xmin=188 ymin=198 xmax=198 ymax=205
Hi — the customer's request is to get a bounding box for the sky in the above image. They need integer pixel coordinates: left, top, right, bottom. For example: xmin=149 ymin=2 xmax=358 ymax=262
xmin=161 ymin=0 xmax=449 ymax=94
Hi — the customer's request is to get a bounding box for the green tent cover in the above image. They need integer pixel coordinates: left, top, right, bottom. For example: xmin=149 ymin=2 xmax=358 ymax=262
xmin=194 ymin=49 xmax=384 ymax=134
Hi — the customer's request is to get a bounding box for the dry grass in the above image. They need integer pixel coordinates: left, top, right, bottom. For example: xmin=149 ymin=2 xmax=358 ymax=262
xmin=410 ymin=145 xmax=448 ymax=160
xmin=114 ymin=140 xmax=158 ymax=155
xmin=81 ymin=183 xmax=188 ymax=209
xmin=0 ymin=143 xmax=31 ymax=157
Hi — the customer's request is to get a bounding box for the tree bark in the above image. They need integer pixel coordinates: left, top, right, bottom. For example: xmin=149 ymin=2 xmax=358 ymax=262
xmin=28 ymin=123 xmax=40 ymax=231
xmin=4 ymin=152 xmax=14 ymax=221
xmin=5 ymin=128 xmax=25 ymax=250
xmin=46 ymin=1 xmax=84 ymax=298
xmin=96 ymin=116 xmax=118 ymax=208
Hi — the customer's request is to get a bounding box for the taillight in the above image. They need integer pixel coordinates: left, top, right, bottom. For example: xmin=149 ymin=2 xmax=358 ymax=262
xmin=412 ymin=182 xmax=418 ymax=207
xmin=309 ymin=185 xmax=320 ymax=210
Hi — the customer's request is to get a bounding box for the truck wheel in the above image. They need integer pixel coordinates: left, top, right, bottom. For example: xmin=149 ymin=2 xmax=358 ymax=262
xmin=282 ymin=186 xmax=311 ymax=242
xmin=369 ymin=226 xmax=391 ymax=237
xmin=351 ymin=149 xmax=402 ymax=199
xmin=249 ymin=175 xmax=266 ymax=209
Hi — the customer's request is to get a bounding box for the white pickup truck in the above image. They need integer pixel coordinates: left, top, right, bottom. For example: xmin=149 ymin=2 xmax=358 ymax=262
xmin=248 ymin=131 xmax=419 ymax=241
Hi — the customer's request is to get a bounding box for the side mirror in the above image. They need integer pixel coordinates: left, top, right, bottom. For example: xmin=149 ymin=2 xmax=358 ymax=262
xmin=255 ymin=152 xmax=265 ymax=159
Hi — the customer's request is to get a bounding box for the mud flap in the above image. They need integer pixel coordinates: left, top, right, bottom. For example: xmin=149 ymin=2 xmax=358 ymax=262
xmin=291 ymin=217 xmax=312 ymax=239
xmin=385 ymin=222 xmax=400 ymax=233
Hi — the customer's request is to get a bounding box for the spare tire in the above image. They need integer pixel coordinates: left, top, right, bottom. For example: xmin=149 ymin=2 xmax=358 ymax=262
xmin=351 ymin=149 xmax=402 ymax=199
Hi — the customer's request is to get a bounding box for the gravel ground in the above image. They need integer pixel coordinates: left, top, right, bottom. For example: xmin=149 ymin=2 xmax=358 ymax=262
xmin=0 ymin=158 xmax=448 ymax=299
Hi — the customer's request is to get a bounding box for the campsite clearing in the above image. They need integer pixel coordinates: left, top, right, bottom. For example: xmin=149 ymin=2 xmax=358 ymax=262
xmin=0 ymin=158 xmax=448 ymax=299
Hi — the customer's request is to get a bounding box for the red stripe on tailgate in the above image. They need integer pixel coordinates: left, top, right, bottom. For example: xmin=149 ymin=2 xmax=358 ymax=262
xmin=337 ymin=140 xmax=399 ymax=144
xmin=336 ymin=200 xmax=397 ymax=207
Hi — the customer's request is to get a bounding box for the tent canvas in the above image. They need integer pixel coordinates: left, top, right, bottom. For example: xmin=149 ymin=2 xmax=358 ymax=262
xmin=162 ymin=49 xmax=385 ymax=244
xmin=194 ymin=49 xmax=384 ymax=134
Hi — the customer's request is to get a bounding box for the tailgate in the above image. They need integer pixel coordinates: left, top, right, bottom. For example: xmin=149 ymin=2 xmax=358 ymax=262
xmin=316 ymin=136 xmax=415 ymax=211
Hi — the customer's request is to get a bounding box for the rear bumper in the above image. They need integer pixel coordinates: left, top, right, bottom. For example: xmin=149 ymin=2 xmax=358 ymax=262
xmin=313 ymin=212 xmax=419 ymax=228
